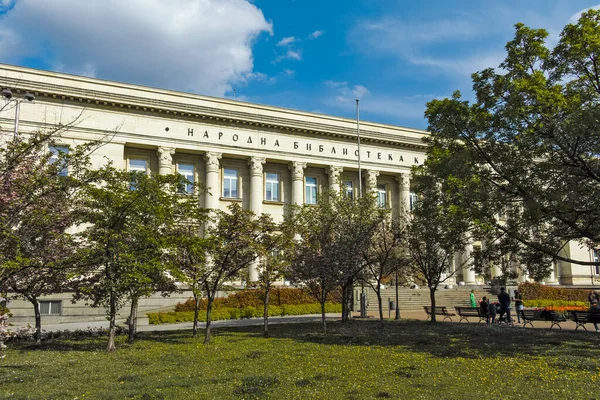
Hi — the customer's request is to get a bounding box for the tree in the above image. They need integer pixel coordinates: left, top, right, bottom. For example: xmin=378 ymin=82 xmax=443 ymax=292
xmin=361 ymin=217 xmax=408 ymax=325
xmin=289 ymin=194 xmax=341 ymax=333
xmin=164 ymin=197 xmax=210 ymax=338
xmin=253 ymin=214 xmax=296 ymax=337
xmin=76 ymin=167 xmax=183 ymax=350
xmin=202 ymin=203 xmax=260 ymax=344
xmin=0 ymin=126 xmax=99 ymax=344
xmin=407 ymin=165 xmax=472 ymax=322
xmin=424 ymin=10 xmax=600 ymax=274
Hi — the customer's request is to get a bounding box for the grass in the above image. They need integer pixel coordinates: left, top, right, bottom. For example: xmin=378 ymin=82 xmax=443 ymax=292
xmin=2 ymin=319 xmax=600 ymax=399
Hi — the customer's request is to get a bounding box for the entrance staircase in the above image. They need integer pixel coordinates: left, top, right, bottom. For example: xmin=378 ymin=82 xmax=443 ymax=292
xmin=361 ymin=287 xmax=491 ymax=312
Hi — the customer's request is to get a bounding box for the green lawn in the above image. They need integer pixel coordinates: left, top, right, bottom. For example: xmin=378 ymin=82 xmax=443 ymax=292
xmin=2 ymin=320 xmax=600 ymax=399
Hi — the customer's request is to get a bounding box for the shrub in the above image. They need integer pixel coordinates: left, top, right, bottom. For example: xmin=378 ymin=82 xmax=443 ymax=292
xmin=518 ymin=283 xmax=592 ymax=302
xmin=148 ymin=302 xmax=343 ymax=324
xmin=522 ymin=300 xmax=588 ymax=308
xmin=175 ymin=288 xmax=341 ymax=312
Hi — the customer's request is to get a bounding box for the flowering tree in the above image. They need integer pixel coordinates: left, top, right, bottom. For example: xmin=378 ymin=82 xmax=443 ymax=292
xmin=0 ymin=124 xmax=100 ymax=344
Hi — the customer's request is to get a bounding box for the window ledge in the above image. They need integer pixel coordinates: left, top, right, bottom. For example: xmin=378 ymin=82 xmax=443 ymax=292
xmin=263 ymin=200 xmax=284 ymax=206
xmin=220 ymin=197 xmax=243 ymax=202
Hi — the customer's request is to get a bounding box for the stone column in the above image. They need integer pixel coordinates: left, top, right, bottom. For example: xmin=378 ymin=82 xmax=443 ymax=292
xmin=366 ymin=170 xmax=379 ymax=196
xmin=396 ymin=172 xmax=411 ymax=215
xmin=157 ymin=147 xmax=175 ymax=175
xmin=290 ymin=161 xmax=306 ymax=206
xmin=205 ymin=152 xmax=222 ymax=211
xmin=327 ymin=166 xmax=343 ymax=193
xmin=460 ymin=234 xmax=476 ymax=284
xmin=545 ymin=261 xmax=556 ymax=284
xmin=248 ymin=156 xmax=265 ymax=282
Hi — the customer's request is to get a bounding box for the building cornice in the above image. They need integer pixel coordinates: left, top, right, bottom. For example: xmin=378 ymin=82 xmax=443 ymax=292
xmin=0 ymin=64 xmax=429 ymax=149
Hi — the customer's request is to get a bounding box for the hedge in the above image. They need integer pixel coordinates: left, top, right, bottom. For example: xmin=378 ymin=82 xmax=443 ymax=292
xmin=148 ymin=302 xmax=342 ymax=325
xmin=175 ymin=287 xmax=341 ymax=312
xmin=522 ymin=300 xmax=588 ymax=308
xmin=518 ymin=283 xmax=594 ymax=302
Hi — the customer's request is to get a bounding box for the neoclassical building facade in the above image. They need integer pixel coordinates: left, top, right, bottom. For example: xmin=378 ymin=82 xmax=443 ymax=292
xmin=0 ymin=64 xmax=597 ymax=321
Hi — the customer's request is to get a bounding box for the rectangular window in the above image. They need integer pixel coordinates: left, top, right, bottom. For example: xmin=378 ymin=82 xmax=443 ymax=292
xmin=265 ymin=172 xmax=280 ymax=202
xmin=49 ymin=145 xmax=69 ymax=176
xmin=128 ymin=159 xmax=147 ymax=190
xmin=178 ymin=163 xmax=195 ymax=194
xmin=305 ymin=177 xmax=318 ymax=204
xmin=344 ymin=180 xmax=354 ymax=200
xmin=223 ymin=168 xmax=238 ymax=198
xmin=409 ymin=192 xmax=418 ymax=212
xmin=594 ymin=250 xmax=600 ymax=275
xmin=40 ymin=300 xmax=62 ymax=315
xmin=377 ymin=184 xmax=387 ymax=208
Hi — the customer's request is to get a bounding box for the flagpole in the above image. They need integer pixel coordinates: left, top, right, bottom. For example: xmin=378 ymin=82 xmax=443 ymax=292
xmin=356 ymin=99 xmax=362 ymax=197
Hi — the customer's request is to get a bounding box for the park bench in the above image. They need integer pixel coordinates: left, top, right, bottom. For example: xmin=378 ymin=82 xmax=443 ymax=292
xmin=570 ymin=310 xmax=600 ymax=331
xmin=454 ymin=307 xmax=485 ymax=323
xmin=520 ymin=309 xmax=566 ymax=329
xmin=423 ymin=306 xmax=455 ymax=321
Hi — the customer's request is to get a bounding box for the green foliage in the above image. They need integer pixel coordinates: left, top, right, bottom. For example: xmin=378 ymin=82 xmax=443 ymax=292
xmin=518 ymin=282 xmax=592 ymax=302
xmin=148 ymin=303 xmax=342 ymax=324
xmin=423 ymin=10 xmax=600 ymax=278
xmin=522 ymin=299 xmax=588 ymax=308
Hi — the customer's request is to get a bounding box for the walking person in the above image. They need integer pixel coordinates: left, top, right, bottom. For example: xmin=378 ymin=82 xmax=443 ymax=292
xmin=514 ymin=289 xmax=524 ymax=324
xmin=498 ymin=287 xmax=512 ymax=324
xmin=470 ymin=289 xmax=477 ymax=308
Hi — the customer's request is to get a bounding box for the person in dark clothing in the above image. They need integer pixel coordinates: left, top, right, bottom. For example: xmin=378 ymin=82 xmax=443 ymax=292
xmin=514 ymin=289 xmax=524 ymax=323
xmin=479 ymin=296 xmax=490 ymax=325
xmin=590 ymin=301 xmax=600 ymax=332
xmin=589 ymin=291 xmax=600 ymax=306
xmin=498 ymin=287 xmax=512 ymax=324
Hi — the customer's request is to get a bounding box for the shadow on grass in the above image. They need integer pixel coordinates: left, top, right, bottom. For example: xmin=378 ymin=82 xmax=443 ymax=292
xmin=8 ymin=318 xmax=600 ymax=368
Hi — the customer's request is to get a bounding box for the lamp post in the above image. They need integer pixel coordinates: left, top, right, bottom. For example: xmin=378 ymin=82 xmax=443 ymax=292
xmin=2 ymin=88 xmax=35 ymax=140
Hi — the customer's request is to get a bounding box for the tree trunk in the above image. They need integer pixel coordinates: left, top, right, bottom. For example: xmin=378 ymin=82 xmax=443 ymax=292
xmin=376 ymin=288 xmax=384 ymax=325
xmin=341 ymin=285 xmax=348 ymax=322
xmin=204 ymin=295 xmax=214 ymax=344
xmin=192 ymin=291 xmax=200 ymax=338
xmin=30 ymin=297 xmax=42 ymax=345
xmin=263 ymin=286 xmax=270 ymax=338
xmin=127 ymin=297 xmax=138 ymax=344
xmin=320 ymin=301 xmax=327 ymax=333
xmin=107 ymin=291 xmax=117 ymax=352
xmin=429 ymin=287 xmax=437 ymax=323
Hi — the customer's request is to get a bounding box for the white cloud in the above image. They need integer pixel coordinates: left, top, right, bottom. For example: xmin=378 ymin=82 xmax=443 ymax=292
xmin=277 ymin=36 xmax=297 ymax=46
xmin=568 ymin=4 xmax=600 ymax=23
xmin=283 ymin=69 xmax=295 ymax=76
xmin=308 ymin=30 xmax=323 ymax=39
xmin=286 ymin=50 xmax=302 ymax=60
xmin=0 ymin=0 xmax=272 ymax=97
xmin=322 ymin=81 xmax=427 ymax=120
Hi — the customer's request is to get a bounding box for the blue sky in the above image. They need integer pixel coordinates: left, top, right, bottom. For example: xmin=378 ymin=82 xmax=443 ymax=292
xmin=0 ymin=0 xmax=598 ymax=129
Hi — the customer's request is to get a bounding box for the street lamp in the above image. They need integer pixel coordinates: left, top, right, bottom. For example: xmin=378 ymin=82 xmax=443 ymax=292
xmin=2 ymin=88 xmax=35 ymax=140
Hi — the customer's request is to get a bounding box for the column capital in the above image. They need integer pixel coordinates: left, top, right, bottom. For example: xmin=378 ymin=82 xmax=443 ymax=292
xmin=290 ymin=161 xmax=306 ymax=181
xmin=248 ymin=156 xmax=266 ymax=177
xmin=205 ymin=152 xmax=222 ymax=173
xmin=327 ymin=165 xmax=343 ymax=178
xmin=396 ymin=172 xmax=410 ymax=189
xmin=157 ymin=147 xmax=175 ymax=168
xmin=366 ymin=169 xmax=379 ymax=181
